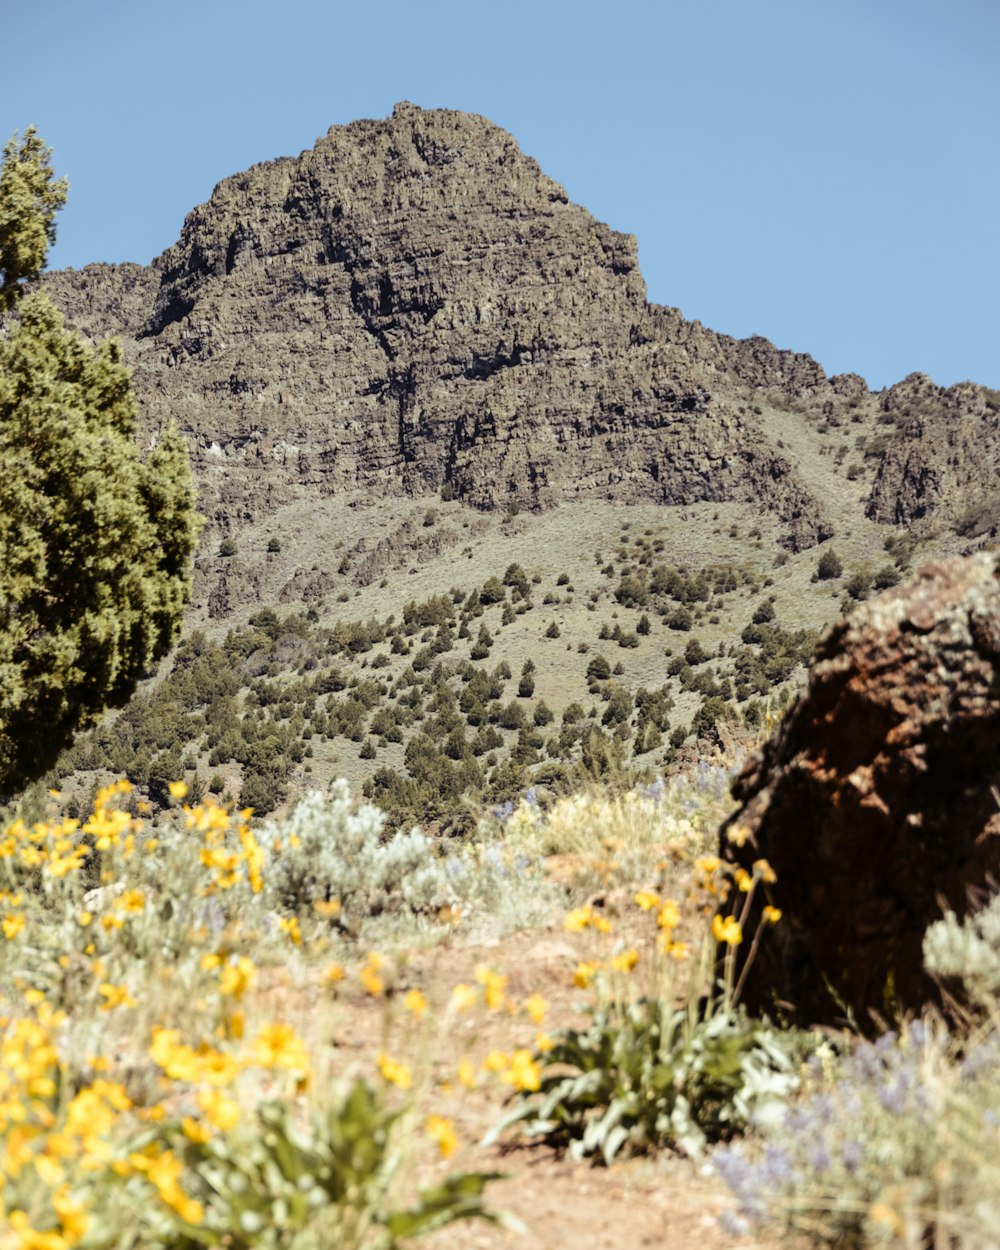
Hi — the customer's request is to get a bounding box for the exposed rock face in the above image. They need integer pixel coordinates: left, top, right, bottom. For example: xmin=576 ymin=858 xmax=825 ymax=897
xmin=44 ymin=103 xmax=832 ymax=548
xmin=866 ymin=373 xmax=1000 ymax=535
xmin=721 ymin=553 xmax=1000 ymax=1029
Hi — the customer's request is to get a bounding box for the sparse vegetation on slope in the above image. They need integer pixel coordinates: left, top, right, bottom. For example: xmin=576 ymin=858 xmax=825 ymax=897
xmin=30 ymin=509 xmax=892 ymax=828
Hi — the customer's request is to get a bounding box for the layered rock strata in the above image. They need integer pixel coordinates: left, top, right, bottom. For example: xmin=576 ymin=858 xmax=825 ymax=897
xmin=45 ymin=103 xmax=835 ymax=546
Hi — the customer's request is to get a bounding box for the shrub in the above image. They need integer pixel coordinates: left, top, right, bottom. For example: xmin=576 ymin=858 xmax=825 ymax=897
xmin=491 ymin=1000 xmax=801 ymax=1163
xmin=601 ymin=686 xmax=633 ymax=727
xmin=873 ymin=564 xmax=901 ymax=590
xmin=924 ymin=888 xmax=1000 ymax=1016
xmin=488 ymin=859 xmax=805 ymax=1162
xmin=751 ymin=600 xmax=775 ymax=625
xmin=714 ymin=1019 xmax=1000 ymax=1248
xmin=815 ymin=549 xmax=843 ymax=580
xmin=533 ymin=700 xmax=554 ymax=727
xmin=144 ymin=1085 xmax=500 ymax=1249
xmin=479 ymin=577 xmax=506 ymax=605
xmin=263 ymin=782 xmax=461 ymax=920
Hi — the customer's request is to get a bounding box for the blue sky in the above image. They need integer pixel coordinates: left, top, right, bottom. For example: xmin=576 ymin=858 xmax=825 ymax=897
xmin=4 ymin=0 xmax=998 ymax=391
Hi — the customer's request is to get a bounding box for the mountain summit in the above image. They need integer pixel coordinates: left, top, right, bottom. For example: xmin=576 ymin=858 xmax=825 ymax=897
xmin=45 ymin=103 xmax=997 ymax=566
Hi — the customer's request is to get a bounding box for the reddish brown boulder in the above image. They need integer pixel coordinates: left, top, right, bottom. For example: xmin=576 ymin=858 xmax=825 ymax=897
xmin=722 ymin=553 xmax=1000 ymax=1030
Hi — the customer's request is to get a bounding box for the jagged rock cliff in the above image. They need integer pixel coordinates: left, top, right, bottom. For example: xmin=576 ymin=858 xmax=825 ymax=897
xmin=866 ymin=373 xmax=1000 ymax=536
xmin=45 ymin=103 xmax=834 ymax=547
xmin=43 ymin=103 xmax=998 ymax=559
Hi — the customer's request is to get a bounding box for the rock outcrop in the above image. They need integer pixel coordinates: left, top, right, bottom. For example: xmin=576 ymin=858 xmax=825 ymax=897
xmin=41 ymin=102 xmax=1000 ymax=586
xmin=721 ymin=553 xmax=1000 ymax=1029
xmin=865 ymin=373 xmax=1000 ymax=536
xmin=44 ymin=103 xmax=834 ymax=548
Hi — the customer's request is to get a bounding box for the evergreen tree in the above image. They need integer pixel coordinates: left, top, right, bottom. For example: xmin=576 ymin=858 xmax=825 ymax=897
xmin=0 ymin=128 xmax=67 ymax=314
xmin=0 ymin=130 xmax=199 ymax=793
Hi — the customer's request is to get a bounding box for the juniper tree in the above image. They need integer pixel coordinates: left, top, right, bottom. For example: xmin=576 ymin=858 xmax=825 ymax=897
xmin=0 ymin=129 xmax=199 ymax=794
xmin=0 ymin=128 xmax=67 ymax=314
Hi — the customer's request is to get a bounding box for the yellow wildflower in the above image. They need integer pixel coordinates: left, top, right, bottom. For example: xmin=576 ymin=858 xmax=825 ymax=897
xmin=503 ymin=1049 xmax=542 ymax=1092
xmin=656 ymin=899 xmax=681 ymax=930
xmin=425 ymin=1114 xmax=458 ymax=1158
xmin=313 ymin=897 xmax=341 ymax=918
xmin=573 ymin=960 xmax=598 ymax=989
xmin=711 ymin=914 xmax=743 ymax=946
xmin=249 ymin=1023 xmax=310 ymax=1077
xmin=610 ymin=948 xmax=639 ymax=973
xmin=118 ymin=889 xmax=145 ymax=913
xmin=376 ymin=1052 xmax=412 ymax=1089
xmin=360 ymin=955 xmax=386 ymax=997
xmin=182 ymin=1116 xmax=212 ymax=1144
xmin=564 ymin=906 xmax=592 ymax=932
xmin=457 ymin=1057 xmax=477 ymax=1089
xmin=763 ymin=905 xmax=783 ymax=924
xmin=2 ymin=912 xmax=25 ymax=940
xmin=753 ymin=858 xmax=777 ymax=884
xmin=474 ymin=964 xmax=507 ymax=1011
xmin=323 ymin=962 xmax=345 ymax=985
xmin=523 ymin=993 xmax=548 ymax=1024
xmin=219 ymin=956 xmax=256 ymax=1000
xmin=450 ymin=982 xmax=478 ymax=1012
xmin=168 ymin=781 xmax=188 ymax=801
xmin=53 ymin=1187 xmax=87 ymax=1245
xmin=403 ymin=988 xmax=428 ymax=1017
xmin=197 ymin=1087 xmax=241 ymax=1130
xmin=635 ymin=890 xmax=661 ymax=911
xmin=98 ymin=983 xmax=137 ymax=1012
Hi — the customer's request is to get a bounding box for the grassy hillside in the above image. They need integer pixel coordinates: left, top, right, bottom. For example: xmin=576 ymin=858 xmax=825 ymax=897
xmin=36 ymin=492 xmax=930 ymax=831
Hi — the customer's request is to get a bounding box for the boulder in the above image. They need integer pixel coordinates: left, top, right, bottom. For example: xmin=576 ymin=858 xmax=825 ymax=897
xmin=721 ymin=553 xmax=1000 ymax=1030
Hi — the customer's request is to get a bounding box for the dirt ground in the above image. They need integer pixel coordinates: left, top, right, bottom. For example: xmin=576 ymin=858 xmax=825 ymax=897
xmin=310 ymin=921 xmax=781 ymax=1250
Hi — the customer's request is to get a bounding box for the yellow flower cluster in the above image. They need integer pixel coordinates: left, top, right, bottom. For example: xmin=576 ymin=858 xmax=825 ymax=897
xmin=564 ymin=904 xmax=613 ymax=934
xmin=151 ymin=1021 xmax=310 ymax=1086
xmin=483 ymin=1048 xmax=542 ymax=1092
xmin=424 ymin=1113 xmax=458 ymax=1158
xmin=474 ymin=964 xmax=508 ymax=1012
xmin=189 ymin=802 xmax=264 ymax=895
xmin=122 ymin=1145 xmax=204 ymax=1226
xmin=0 ymin=1002 xmax=131 ymax=1246
xmin=0 ymin=807 xmax=86 ymax=882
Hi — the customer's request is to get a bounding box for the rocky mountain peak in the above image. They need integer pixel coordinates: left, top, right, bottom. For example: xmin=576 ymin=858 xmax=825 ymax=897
xmin=42 ymin=104 xmax=998 ymax=575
